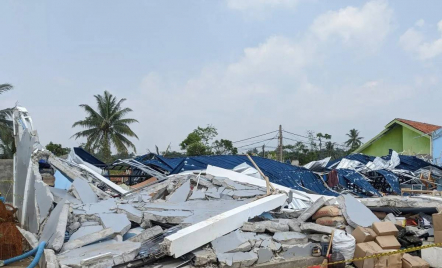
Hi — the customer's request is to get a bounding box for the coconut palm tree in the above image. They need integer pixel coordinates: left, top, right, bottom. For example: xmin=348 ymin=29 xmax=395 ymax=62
xmin=345 ymin=129 xmax=363 ymax=151
xmin=72 ymin=91 xmax=138 ymax=162
xmin=0 ymin=84 xmax=15 ymax=159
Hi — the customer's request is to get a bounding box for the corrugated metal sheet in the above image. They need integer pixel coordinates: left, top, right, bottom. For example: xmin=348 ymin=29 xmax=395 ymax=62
xmin=375 ymin=169 xmax=401 ymax=194
xmin=169 ymin=155 xmax=338 ymax=196
xmin=337 ymin=169 xmax=382 ymax=197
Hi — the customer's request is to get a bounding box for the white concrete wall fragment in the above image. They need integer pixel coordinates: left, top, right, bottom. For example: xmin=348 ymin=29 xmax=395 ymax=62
xmin=35 ymin=179 xmax=54 ymax=223
xmin=99 ymin=213 xmax=131 ymax=235
xmin=162 ymin=193 xmax=287 ymax=258
xmin=337 ymin=194 xmax=379 ymax=228
xmin=71 ymin=178 xmax=98 ymax=204
xmin=61 ymin=228 xmax=114 ymax=252
xmin=41 ymin=249 xmax=60 ymax=268
xmin=16 ymin=226 xmax=38 ymax=248
xmin=40 ymin=199 xmax=70 ymax=251
xmin=167 ymin=179 xmax=191 ymax=202
xmin=117 ymin=204 xmax=143 ymax=223
xmin=56 ymin=240 xmax=141 ymax=268
xmin=297 ymin=196 xmax=326 ymax=222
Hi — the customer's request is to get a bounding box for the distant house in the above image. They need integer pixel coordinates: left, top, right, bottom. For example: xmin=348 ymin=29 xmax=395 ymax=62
xmin=354 ymin=118 xmax=441 ymax=157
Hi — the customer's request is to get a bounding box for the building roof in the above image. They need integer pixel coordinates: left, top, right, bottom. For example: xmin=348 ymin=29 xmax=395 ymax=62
xmin=395 ymin=118 xmax=441 ymax=134
xmin=354 ymin=118 xmax=441 ymax=154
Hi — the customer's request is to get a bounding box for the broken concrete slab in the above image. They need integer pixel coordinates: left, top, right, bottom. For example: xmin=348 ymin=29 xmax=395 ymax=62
xmin=40 ymin=199 xmax=70 ymax=251
xmin=217 ymin=251 xmax=258 ymax=268
xmin=69 ymin=225 xmax=104 ymax=241
xmin=206 ymin=192 xmax=221 ymax=199
xmin=260 ymin=239 xmax=281 ymax=252
xmin=61 ymin=228 xmax=114 ymax=252
xmin=273 ymin=232 xmax=308 ymax=245
xmin=41 ymin=249 xmax=59 ymax=268
xmin=162 ymin=193 xmax=287 ymax=258
xmin=232 ymin=190 xmax=266 ymax=199
xmin=57 ymin=240 xmax=141 ymax=267
xmin=49 ymin=187 xmax=81 ymax=205
xmin=189 ymin=190 xmax=206 ymax=200
xmin=17 ymin=226 xmax=38 ymax=248
xmin=211 ymin=230 xmax=253 ymax=254
xmin=76 ymin=198 xmax=117 ymax=215
xmin=99 ymin=213 xmax=131 ymax=235
xmin=192 ymin=247 xmax=217 ymax=266
xmin=81 ymin=221 xmax=100 ymax=227
xmin=297 ymin=197 xmax=326 ymax=222
xmin=167 ymin=179 xmax=190 ymax=202
xmin=128 ymin=226 xmax=163 ymax=243
xmin=257 ymin=248 xmax=273 ymax=264
xmin=123 ymin=227 xmax=144 ymax=240
xmin=144 ymin=210 xmax=193 ymax=224
xmin=282 ymin=243 xmax=317 ymax=259
xmin=71 ymin=178 xmax=98 ymax=204
xmin=337 ymin=194 xmax=379 ymax=228
xmin=34 ymin=180 xmax=54 ymax=223
xmin=242 ymin=221 xmax=289 ymax=233
xmin=277 ymin=219 xmax=301 ymax=232
xmin=117 ymin=203 xmax=143 ymax=223
xmin=300 ymin=223 xmax=335 ymax=234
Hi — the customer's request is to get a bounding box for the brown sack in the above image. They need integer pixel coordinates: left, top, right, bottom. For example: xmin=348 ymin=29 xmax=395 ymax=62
xmin=316 ymin=216 xmax=346 ymax=227
xmin=312 ymin=206 xmax=342 ymax=220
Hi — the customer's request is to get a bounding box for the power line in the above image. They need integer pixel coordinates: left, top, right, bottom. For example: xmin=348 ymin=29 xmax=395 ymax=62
xmin=236 ymin=137 xmax=278 ymax=148
xmin=233 ymin=130 xmax=278 ymax=143
xmin=283 ymin=136 xmax=349 ymax=149
xmin=282 ymin=129 xmax=349 ymax=148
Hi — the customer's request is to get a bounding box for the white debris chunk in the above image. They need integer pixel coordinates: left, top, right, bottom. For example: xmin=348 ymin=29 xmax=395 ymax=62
xmin=117 ymin=203 xmax=143 ymax=223
xmin=99 ymin=213 xmax=131 ymax=236
xmin=61 ymin=228 xmax=114 ymax=252
xmin=57 ymin=240 xmax=141 ymax=267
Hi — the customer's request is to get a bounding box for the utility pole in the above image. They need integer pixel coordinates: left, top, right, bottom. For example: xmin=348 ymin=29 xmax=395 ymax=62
xmin=262 ymin=144 xmax=265 ymax=158
xmin=279 ymin=125 xmax=283 ymax=162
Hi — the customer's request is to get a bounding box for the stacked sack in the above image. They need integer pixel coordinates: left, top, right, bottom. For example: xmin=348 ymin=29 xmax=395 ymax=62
xmin=312 ymin=205 xmax=347 ymax=228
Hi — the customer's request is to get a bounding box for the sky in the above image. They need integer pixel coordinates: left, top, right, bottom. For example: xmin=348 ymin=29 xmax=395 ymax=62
xmin=1 ymin=0 xmax=442 ymax=155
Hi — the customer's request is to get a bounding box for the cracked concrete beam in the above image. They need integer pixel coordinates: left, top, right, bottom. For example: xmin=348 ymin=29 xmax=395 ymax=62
xmin=162 ymin=193 xmax=287 ymax=258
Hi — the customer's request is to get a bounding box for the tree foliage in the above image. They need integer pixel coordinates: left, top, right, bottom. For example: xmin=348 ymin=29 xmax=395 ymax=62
xmin=345 ymin=129 xmax=363 ymax=151
xmin=180 ymin=125 xmax=237 ymax=156
xmin=72 ymin=91 xmax=138 ymax=163
xmin=46 ymin=142 xmax=70 ymax=156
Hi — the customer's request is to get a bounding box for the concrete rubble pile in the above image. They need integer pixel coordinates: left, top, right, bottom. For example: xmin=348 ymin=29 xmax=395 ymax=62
xmin=10 ymin=106 xmax=442 ymax=268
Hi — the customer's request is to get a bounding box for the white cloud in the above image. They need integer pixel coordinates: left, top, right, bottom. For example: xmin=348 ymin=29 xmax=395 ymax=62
xmin=310 ymin=0 xmax=393 ymax=49
xmin=124 ymin=1 xmax=406 ymax=152
xmin=400 ymin=19 xmax=442 ymax=60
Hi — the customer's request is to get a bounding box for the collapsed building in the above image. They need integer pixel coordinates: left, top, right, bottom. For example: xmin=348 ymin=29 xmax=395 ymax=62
xmin=5 ymin=106 xmax=442 ymax=268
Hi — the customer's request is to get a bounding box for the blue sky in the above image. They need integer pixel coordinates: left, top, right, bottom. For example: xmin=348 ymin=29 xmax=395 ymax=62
xmin=1 ymin=0 xmax=442 ymax=154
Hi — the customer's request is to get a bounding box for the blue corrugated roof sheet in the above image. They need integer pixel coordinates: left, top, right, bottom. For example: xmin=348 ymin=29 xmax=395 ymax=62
xmin=168 ymin=155 xmax=338 ymax=196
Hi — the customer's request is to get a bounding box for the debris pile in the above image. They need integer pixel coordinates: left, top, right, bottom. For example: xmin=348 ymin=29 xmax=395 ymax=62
xmin=7 ymin=106 xmax=442 ymax=268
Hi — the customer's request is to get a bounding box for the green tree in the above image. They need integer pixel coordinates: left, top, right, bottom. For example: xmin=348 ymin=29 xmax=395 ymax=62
xmin=0 ymin=84 xmax=15 ymax=159
xmin=316 ymin=133 xmax=331 ymax=151
xmin=213 ymin=139 xmax=238 ymax=155
xmin=46 ymin=142 xmax=71 ymax=156
xmin=345 ymin=129 xmax=363 ymax=151
xmin=180 ymin=125 xmax=237 ymax=156
xmin=72 ymin=91 xmax=139 ymax=163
